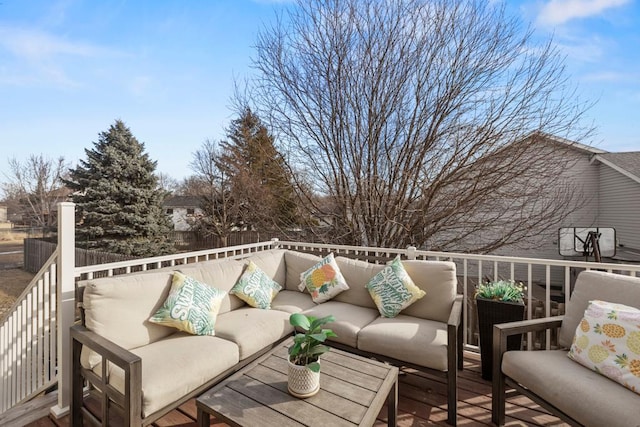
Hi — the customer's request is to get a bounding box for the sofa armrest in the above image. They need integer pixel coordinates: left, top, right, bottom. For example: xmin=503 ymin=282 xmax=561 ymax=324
xmin=71 ymin=324 xmax=143 ymax=427
xmin=491 ymin=316 xmax=564 ymax=426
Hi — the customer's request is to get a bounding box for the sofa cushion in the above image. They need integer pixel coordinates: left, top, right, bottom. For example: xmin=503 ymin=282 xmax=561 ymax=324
xmin=568 ymin=299 xmax=640 ymax=394
xmin=230 ymin=261 xmax=282 ymax=309
xmin=357 ymin=315 xmax=449 ymax=371
xmin=503 ymin=349 xmax=640 ymax=427
xmin=302 ymin=301 xmax=379 ymax=348
xmin=366 ymin=256 xmax=426 ymax=318
xmin=214 ymin=308 xmax=293 ymax=360
xmin=149 ymin=272 xmax=226 ymax=335
xmin=177 ymin=258 xmax=246 ymax=313
xmin=244 ymin=249 xmax=287 ymax=286
xmin=81 ymin=271 xmax=176 ymax=369
xmin=271 ymin=290 xmax=316 ymax=313
xmin=332 ymin=257 xmax=385 ymax=309
xmin=94 ymin=332 xmax=240 ymax=418
xmin=559 ymin=271 xmax=640 ymax=348
xmin=398 ymin=260 xmax=457 ymax=323
xmin=284 ymin=250 xmax=321 ymax=290
xmin=299 ymin=253 xmax=350 ymax=303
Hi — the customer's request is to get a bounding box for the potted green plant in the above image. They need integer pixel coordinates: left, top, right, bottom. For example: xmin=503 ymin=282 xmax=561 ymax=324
xmin=475 ymin=280 xmax=525 ymax=380
xmin=287 ymin=313 xmax=337 ymax=398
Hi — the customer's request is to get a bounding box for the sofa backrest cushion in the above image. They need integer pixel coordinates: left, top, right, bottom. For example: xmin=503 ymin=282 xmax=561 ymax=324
xmin=284 ymin=250 xmax=322 ymax=291
xmin=244 ymin=249 xmax=287 ymax=287
xmin=82 ymin=271 xmax=176 ymax=351
xmin=177 ymin=259 xmax=246 ymax=313
xmin=559 ymin=271 xmax=640 ymax=348
xmin=332 ymin=257 xmax=385 ymax=309
xmin=399 ymin=260 xmax=457 ymax=323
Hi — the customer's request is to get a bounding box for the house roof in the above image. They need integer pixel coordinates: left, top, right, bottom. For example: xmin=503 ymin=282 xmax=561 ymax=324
xmin=523 ymin=131 xmax=608 ymax=155
xmin=592 ymin=152 xmax=640 ymax=185
xmin=163 ymin=196 xmax=202 ymax=208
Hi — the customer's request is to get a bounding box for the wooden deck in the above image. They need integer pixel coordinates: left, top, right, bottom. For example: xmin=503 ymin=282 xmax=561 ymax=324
xmin=9 ymin=352 xmax=567 ymax=427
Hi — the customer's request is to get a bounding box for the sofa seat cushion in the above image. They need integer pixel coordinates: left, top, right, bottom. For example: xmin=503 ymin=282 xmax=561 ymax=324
xmin=271 ymin=290 xmax=316 ymax=313
xmin=302 ymin=301 xmax=379 ymax=348
xmin=503 ymin=350 xmax=640 ymax=427
xmin=95 ymin=332 xmax=240 ymax=418
xmin=357 ymin=315 xmax=449 ymax=371
xmin=214 ymin=308 xmax=293 ymax=360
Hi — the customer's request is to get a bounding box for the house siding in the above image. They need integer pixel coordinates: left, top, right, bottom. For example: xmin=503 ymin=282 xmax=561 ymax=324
xmin=598 ymin=164 xmax=640 ymax=250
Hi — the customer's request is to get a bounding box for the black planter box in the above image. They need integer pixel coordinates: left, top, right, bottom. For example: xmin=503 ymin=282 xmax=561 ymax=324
xmin=476 ymin=298 xmax=525 ymax=381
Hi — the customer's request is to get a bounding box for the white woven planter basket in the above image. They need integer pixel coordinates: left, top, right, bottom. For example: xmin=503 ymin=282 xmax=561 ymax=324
xmin=287 ymin=359 xmax=320 ymax=398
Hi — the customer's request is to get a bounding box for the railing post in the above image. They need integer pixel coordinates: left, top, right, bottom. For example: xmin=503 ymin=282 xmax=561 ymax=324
xmin=407 ymin=246 xmax=417 ymax=260
xmin=51 ymin=202 xmax=75 ymax=418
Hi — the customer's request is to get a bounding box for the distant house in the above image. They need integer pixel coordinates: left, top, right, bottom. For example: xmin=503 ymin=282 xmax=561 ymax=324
xmin=0 ymin=204 xmax=8 ymax=226
xmin=163 ymin=196 xmax=203 ymax=231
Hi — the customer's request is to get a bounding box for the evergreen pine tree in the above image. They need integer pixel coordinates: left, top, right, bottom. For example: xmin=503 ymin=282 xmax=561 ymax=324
xmin=218 ymin=108 xmax=301 ymax=230
xmin=65 ymin=120 xmax=174 ymax=256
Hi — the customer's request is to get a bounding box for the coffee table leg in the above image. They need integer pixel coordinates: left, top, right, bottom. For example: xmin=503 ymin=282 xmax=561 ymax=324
xmin=197 ymin=407 xmax=210 ymax=427
xmin=387 ymin=378 xmax=398 ymax=426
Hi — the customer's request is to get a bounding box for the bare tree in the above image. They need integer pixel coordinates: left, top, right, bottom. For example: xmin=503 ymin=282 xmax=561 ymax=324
xmin=249 ymin=0 xmax=595 ymax=251
xmin=189 ymin=140 xmax=240 ymax=246
xmin=2 ymin=155 xmax=70 ymax=233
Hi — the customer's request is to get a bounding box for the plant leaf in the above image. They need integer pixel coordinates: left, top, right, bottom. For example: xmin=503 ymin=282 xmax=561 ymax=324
xmin=289 ymin=313 xmax=311 ymax=330
xmin=308 ymin=361 xmax=321 ymax=373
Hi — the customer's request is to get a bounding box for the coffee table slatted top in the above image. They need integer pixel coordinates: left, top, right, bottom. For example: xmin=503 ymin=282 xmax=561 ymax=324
xmin=197 ymin=340 xmax=398 ymax=427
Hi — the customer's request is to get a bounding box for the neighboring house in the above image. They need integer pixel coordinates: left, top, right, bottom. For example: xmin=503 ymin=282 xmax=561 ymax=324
xmin=163 ymin=196 xmax=203 ymax=231
xmin=493 ymin=133 xmax=640 ymax=266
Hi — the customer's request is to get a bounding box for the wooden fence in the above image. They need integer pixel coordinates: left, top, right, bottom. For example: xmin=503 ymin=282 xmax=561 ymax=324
xmin=23 ymin=239 xmax=136 ymax=273
xmin=23 ymin=230 xmax=321 ymax=273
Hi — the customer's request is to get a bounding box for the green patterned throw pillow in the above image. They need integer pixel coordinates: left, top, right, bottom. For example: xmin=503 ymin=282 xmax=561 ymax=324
xmin=366 ymin=256 xmax=426 ymax=318
xmin=230 ymin=261 xmax=282 ymax=309
xmin=149 ymin=271 xmax=226 ymax=335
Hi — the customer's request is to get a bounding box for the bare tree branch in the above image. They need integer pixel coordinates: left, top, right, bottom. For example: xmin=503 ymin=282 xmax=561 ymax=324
xmin=249 ymin=0 xmax=595 ymax=250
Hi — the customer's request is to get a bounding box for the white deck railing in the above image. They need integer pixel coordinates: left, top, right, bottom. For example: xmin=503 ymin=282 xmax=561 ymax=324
xmin=1 ymin=202 xmax=640 ymax=419
xmin=0 ymin=251 xmax=58 ymax=413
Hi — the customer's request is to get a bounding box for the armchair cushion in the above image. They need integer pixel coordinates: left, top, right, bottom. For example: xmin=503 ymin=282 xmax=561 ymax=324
xmin=503 ymin=349 xmax=639 ymax=427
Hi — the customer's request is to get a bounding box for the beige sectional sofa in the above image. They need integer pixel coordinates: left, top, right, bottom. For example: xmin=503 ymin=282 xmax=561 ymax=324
xmin=71 ymin=249 xmax=462 ymax=426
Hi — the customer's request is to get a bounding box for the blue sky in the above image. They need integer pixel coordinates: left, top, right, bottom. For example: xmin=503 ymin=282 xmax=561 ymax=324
xmin=0 ymin=0 xmax=638 ymax=182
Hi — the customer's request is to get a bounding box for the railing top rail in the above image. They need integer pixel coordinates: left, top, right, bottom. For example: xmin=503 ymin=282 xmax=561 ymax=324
xmin=73 ymin=240 xmax=277 ymax=276
xmin=276 ymin=241 xmax=640 ymax=272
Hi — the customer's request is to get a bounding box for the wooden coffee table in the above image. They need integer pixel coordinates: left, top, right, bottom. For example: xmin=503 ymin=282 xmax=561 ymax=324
xmin=197 ymin=339 xmax=398 ymax=426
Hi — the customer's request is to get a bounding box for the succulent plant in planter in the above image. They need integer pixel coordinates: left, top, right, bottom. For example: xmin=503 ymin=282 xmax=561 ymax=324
xmin=475 ymin=280 xmax=524 ymax=303
xmin=475 ymin=280 xmax=525 ymax=380
xmin=287 ymin=313 xmax=337 ymax=398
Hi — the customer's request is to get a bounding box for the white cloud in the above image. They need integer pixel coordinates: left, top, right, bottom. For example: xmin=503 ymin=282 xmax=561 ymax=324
xmin=0 ymin=25 xmax=126 ymax=88
xmin=536 ymin=0 xmax=630 ymax=26
xmin=0 ymin=26 xmax=110 ymax=61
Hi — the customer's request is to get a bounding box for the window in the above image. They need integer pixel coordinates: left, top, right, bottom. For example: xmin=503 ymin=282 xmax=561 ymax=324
xmin=166 ymin=208 xmax=174 ymax=215
xmin=187 ymin=208 xmax=195 ymax=215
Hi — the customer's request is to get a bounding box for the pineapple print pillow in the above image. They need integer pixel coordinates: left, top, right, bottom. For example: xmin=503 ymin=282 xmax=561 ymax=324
xmin=365 ymin=256 xmax=426 ymax=318
xmin=298 ymin=253 xmax=349 ymax=303
xmin=230 ymin=261 xmax=282 ymax=309
xmin=149 ymin=271 xmax=226 ymax=336
xmin=568 ymin=299 xmax=640 ymax=395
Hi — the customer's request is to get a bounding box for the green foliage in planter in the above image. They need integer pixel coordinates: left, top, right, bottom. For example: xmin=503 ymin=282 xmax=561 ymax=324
xmin=475 ymin=280 xmax=524 ymax=303
xmin=288 ymin=313 xmax=337 ymax=372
